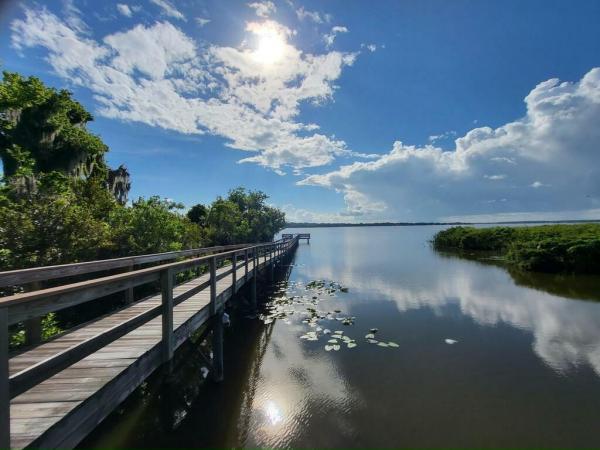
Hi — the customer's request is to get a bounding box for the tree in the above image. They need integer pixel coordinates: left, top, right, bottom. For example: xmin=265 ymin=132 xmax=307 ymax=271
xmin=187 ymin=203 xmax=208 ymax=226
xmin=0 ymin=71 xmax=108 ymax=184
xmin=109 ymin=196 xmax=202 ymax=255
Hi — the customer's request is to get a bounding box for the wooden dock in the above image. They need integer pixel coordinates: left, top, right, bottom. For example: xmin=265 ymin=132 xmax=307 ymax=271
xmin=0 ymin=236 xmax=303 ymax=449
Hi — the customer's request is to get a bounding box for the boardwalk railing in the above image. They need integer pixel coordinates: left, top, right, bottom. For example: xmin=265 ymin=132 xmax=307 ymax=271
xmin=0 ymin=236 xmax=299 ymax=448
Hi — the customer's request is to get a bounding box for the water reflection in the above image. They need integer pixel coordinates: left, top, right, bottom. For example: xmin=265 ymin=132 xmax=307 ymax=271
xmin=83 ymin=226 xmax=600 ymax=448
xmin=288 ymin=227 xmax=600 ymax=377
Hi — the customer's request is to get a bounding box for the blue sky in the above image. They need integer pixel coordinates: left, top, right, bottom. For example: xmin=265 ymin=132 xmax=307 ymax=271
xmin=1 ymin=0 xmax=600 ymax=222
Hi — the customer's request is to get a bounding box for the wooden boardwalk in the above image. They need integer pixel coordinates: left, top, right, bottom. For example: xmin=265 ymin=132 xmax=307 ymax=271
xmin=0 ymin=237 xmax=302 ymax=449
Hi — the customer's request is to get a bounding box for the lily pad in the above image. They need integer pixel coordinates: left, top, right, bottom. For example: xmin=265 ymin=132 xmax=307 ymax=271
xmin=370 ymin=328 xmax=379 ymax=333
xmin=387 ymin=342 xmax=399 ymax=348
xmin=325 ymin=345 xmax=333 ymax=351
xmin=328 ymin=339 xmax=338 ymax=344
xmin=333 ymin=344 xmax=341 ymax=351
xmin=367 ymin=339 xmax=378 ymax=344
xmin=445 ymin=339 xmax=458 ymax=345
xmin=365 ymin=333 xmax=375 ymax=339
xmin=377 ymin=342 xmax=389 ymax=347
xmin=347 ymin=342 xmax=357 ymax=348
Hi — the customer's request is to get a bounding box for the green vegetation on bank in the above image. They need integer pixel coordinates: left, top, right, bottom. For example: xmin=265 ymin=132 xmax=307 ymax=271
xmin=1 ymin=71 xmax=285 ymax=346
xmin=432 ymin=224 xmax=600 ymax=274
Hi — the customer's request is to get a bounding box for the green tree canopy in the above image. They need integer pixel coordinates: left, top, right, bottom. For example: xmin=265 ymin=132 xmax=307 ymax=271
xmin=0 ymin=71 xmax=108 ymax=181
xmin=187 ymin=203 xmax=208 ymax=226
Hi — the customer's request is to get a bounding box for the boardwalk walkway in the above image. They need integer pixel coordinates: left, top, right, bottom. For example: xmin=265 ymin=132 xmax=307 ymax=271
xmin=0 ymin=237 xmax=301 ymax=449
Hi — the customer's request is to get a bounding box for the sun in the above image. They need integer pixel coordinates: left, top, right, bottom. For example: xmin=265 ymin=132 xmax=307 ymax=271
xmin=252 ymin=28 xmax=286 ymax=65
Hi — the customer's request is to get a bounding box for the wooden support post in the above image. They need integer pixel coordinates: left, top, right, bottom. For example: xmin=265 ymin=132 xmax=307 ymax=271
xmin=160 ymin=269 xmax=174 ymax=363
xmin=212 ymin=311 xmax=224 ymax=382
xmin=0 ymin=308 xmax=10 ymax=450
xmin=269 ymin=246 xmax=274 ymax=281
xmin=125 ymin=264 xmax=134 ymax=304
xmin=251 ymin=251 xmax=257 ymax=310
xmin=24 ymin=281 xmax=42 ymax=346
xmin=24 ymin=317 xmax=42 ymax=347
xmin=244 ymin=249 xmax=249 ymax=281
xmin=232 ymin=252 xmax=237 ymax=293
xmin=209 ymin=257 xmax=217 ymax=315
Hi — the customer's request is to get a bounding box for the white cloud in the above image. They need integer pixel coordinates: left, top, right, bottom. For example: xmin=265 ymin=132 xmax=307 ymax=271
xmin=248 ymin=1 xmax=276 ymax=18
xmin=361 ymin=43 xmax=377 ymax=52
xmin=195 ymin=17 xmax=210 ymax=27
xmin=149 ymin=0 xmax=185 ymax=21
xmin=295 ymin=6 xmax=329 ymax=24
xmin=428 ymin=130 xmax=456 ymax=143
xmin=116 ymin=4 xmax=133 ymax=17
xmin=300 ymin=68 xmax=600 ymax=221
xmin=62 ymin=0 xmax=89 ymax=34
xmin=11 ymin=7 xmax=362 ymax=172
xmin=323 ymin=26 xmax=348 ymax=48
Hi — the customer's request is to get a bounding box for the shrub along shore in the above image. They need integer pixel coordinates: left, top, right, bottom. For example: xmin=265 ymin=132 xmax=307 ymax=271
xmin=432 ymin=224 xmax=600 ymax=274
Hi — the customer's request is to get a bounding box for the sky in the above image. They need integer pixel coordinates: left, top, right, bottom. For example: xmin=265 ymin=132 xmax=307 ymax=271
xmin=1 ymin=0 xmax=599 ymax=222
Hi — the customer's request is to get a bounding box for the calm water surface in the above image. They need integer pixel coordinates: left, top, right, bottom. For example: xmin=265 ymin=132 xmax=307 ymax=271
xmin=82 ymin=226 xmax=600 ymax=448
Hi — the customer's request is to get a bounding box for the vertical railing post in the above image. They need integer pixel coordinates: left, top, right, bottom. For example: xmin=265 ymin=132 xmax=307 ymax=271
xmin=232 ymin=251 xmax=237 ymax=293
xmin=209 ymin=256 xmax=224 ymax=382
xmin=24 ymin=281 xmax=41 ymax=346
xmin=244 ymin=248 xmax=249 ymax=281
xmin=209 ymin=256 xmax=217 ymax=315
xmin=251 ymin=248 xmax=257 ymax=311
xmin=1 ymin=307 xmax=10 ymax=449
xmin=269 ymin=244 xmax=274 ymax=281
xmin=160 ymin=268 xmax=174 ymax=363
xmin=125 ymin=263 xmax=134 ymax=304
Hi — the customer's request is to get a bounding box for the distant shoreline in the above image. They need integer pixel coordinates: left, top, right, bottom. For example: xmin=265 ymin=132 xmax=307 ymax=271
xmin=285 ymin=219 xmax=600 ymax=228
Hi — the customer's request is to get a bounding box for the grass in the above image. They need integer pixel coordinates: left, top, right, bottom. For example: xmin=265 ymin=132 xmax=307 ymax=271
xmin=432 ymin=224 xmax=600 ymax=274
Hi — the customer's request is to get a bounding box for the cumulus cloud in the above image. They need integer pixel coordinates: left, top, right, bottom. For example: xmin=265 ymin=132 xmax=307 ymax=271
xmin=323 ymin=26 xmax=348 ymax=48
xmin=11 ymin=6 xmax=363 ymax=172
xmin=149 ymin=0 xmax=185 ymax=21
xmin=248 ymin=1 xmax=276 ymax=18
xmin=300 ymin=68 xmax=600 ymax=221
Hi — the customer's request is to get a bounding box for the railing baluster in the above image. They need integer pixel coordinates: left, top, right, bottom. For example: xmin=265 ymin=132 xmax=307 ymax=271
xmin=232 ymin=251 xmax=237 ymax=293
xmin=244 ymin=249 xmax=249 ymax=281
xmin=209 ymin=256 xmax=217 ymax=315
xmin=125 ymin=263 xmax=134 ymax=304
xmin=1 ymin=307 xmax=10 ymax=449
xmin=160 ymin=268 xmax=174 ymax=362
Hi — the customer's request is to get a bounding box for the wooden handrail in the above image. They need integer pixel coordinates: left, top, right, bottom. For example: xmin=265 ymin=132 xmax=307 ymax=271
xmin=0 ymin=234 xmax=300 ymax=447
xmin=0 ymin=243 xmax=251 ymax=288
xmin=0 ymin=240 xmax=285 ymax=312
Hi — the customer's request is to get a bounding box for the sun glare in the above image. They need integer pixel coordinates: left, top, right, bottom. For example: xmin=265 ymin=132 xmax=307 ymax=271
xmin=253 ymin=29 xmax=285 ymax=64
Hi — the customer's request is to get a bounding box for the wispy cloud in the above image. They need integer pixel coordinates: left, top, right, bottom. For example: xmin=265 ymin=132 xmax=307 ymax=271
xmin=195 ymin=17 xmax=210 ymax=27
xmin=296 ymin=6 xmax=330 ymax=24
xmin=323 ymin=26 xmax=348 ymax=48
xmin=116 ymin=4 xmax=133 ymax=17
xmin=149 ymin=0 xmax=185 ymax=21
xmin=248 ymin=1 xmax=276 ymax=18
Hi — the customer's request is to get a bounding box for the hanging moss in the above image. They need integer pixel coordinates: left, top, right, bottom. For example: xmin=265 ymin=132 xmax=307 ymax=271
xmin=0 ymin=71 xmax=108 ymax=183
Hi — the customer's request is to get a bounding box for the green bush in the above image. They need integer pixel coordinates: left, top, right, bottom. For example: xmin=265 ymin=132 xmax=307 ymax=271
xmin=433 ymin=224 xmax=600 ymax=274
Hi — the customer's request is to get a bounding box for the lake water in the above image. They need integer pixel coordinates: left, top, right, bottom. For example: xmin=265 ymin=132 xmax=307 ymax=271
xmin=81 ymin=226 xmax=600 ymax=448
